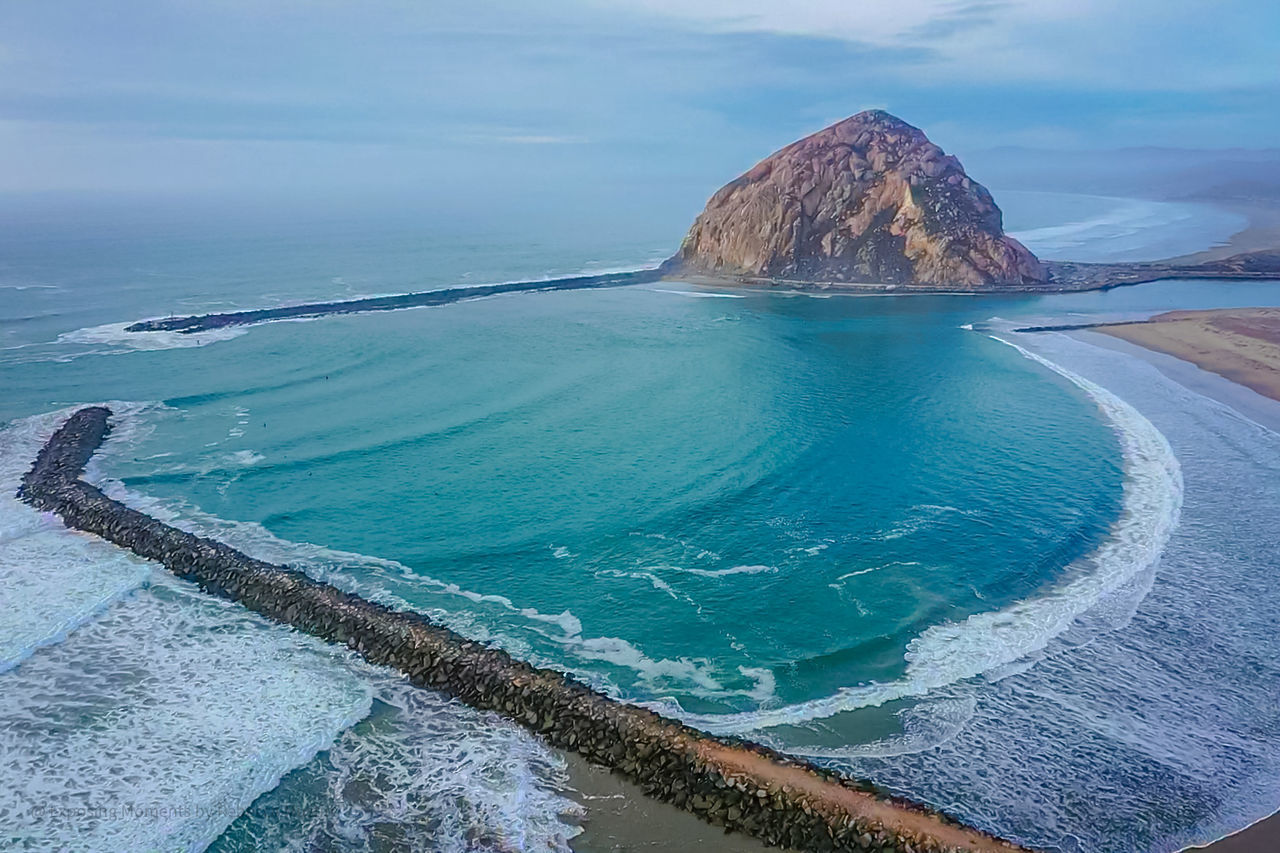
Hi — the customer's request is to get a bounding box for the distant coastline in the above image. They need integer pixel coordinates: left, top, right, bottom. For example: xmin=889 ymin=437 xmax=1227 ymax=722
xmin=116 ymin=251 xmax=1280 ymax=339
xmin=110 ymin=183 xmax=1280 ymax=341
xmin=1177 ymin=196 xmax=1280 ymax=264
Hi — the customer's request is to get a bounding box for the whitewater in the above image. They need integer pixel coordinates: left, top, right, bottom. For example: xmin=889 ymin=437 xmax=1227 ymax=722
xmin=0 ymin=409 xmax=584 ymax=853
xmin=670 ymin=332 xmax=1183 ymax=737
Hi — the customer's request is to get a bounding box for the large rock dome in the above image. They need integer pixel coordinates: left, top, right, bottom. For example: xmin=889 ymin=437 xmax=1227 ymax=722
xmin=666 ymin=110 xmax=1045 ymax=289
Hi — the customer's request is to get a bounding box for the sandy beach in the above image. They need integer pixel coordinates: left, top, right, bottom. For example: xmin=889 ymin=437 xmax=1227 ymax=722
xmin=1180 ymin=199 xmax=1280 ymax=264
xmin=1093 ymin=308 xmax=1280 ymax=403
xmin=565 ymin=753 xmax=783 ymax=852
xmin=1192 ymin=814 xmax=1280 ymax=853
xmin=1080 ymin=306 xmax=1280 ymax=853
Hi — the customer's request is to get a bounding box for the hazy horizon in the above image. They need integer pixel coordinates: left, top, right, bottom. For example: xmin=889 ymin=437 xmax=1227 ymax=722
xmin=2 ymin=0 xmax=1278 ymax=217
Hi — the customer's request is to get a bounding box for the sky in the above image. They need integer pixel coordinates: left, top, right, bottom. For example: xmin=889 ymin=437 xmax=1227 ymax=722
xmin=1 ymin=0 xmax=1277 ymax=214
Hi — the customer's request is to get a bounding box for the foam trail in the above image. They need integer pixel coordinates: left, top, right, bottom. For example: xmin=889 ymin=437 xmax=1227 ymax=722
xmin=678 ymin=334 xmax=1183 ymax=735
xmin=90 ymin=471 xmax=734 ymax=700
xmin=0 ymin=572 xmax=374 ymax=851
xmin=650 ymin=288 xmax=747 ymax=299
xmin=57 ymin=320 xmax=248 ymax=353
xmin=216 ymin=672 xmax=583 ymax=853
xmin=661 ymin=563 xmax=775 ymax=578
xmin=831 ymin=561 xmax=919 ymax=584
xmin=0 ymin=407 xmax=153 ymax=671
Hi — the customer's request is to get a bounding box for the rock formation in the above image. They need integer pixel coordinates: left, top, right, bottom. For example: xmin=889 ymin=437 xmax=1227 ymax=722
xmin=666 ymin=110 xmax=1045 ymax=289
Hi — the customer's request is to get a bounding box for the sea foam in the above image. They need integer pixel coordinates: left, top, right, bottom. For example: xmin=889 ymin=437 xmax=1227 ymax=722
xmin=214 ymin=672 xmax=582 ymax=853
xmin=0 ymin=572 xmax=374 ymax=852
xmin=56 ymin=320 xmax=248 ymax=353
xmin=0 ymin=406 xmax=153 ymax=672
xmin=650 ymin=288 xmax=747 ymax=299
xmin=2 ymin=404 xmax=584 ymax=852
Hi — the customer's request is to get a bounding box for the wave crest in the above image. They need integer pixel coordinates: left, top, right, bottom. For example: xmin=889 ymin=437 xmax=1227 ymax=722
xmin=675 ymin=334 xmax=1183 ymax=735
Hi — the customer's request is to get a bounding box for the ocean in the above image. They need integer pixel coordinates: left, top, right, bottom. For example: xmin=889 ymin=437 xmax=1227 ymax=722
xmin=0 ymin=190 xmax=1276 ymax=852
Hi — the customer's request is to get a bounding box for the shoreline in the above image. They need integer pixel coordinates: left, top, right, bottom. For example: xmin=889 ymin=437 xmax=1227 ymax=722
xmin=1083 ymin=308 xmax=1280 ymax=408
xmin=1071 ymin=331 xmax=1280 ymax=435
xmin=1178 ymin=198 xmax=1280 ymax=264
xmin=1187 ymin=810 xmax=1280 ymax=853
xmin=16 ymin=407 xmax=1028 ymax=853
xmin=1187 ymin=808 xmax=1280 ymax=853
xmin=1056 ymin=317 xmax=1280 ymax=852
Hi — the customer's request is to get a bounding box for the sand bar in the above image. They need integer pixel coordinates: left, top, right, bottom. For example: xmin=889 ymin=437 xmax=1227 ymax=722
xmin=1085 ymin=308 xmax=1280 ymax=852
xmin=1094 ymin=308 xmax=1280 ymax=403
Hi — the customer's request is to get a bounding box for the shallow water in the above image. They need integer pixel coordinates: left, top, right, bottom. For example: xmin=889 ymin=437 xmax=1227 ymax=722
xmin=1 ymin=193 xmax=1278 ymax=851
xmin=837 ymin=331 xmax=1280 ymax=853
xmin=1001 ymin=190 xmax=1245 ymax=263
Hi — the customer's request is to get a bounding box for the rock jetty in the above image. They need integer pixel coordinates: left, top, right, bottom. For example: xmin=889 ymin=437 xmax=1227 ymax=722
xmin=664 ymin=110 xmax=1044 ymax=289
xmin=125 ymin=268 xmax=661 ymax=335
xmin=20 ymin=407 xmax=1031 ymax=853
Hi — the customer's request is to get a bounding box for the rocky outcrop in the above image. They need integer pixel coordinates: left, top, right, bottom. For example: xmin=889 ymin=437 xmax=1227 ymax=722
xmin=666 ymin=110 xmax=1045 ymax=289
xmin=20 ymin=408 xmax=1030 ymax=853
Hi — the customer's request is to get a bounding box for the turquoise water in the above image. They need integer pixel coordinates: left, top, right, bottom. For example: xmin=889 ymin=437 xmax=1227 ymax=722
xmin=2 ymin=191 xmax=1279 ymax=852
xmin=61 ymin=289 xmax=1126 ymax=713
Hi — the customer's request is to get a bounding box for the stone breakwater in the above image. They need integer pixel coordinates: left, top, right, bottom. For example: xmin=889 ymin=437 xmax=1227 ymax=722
xmin=18 ymin=408 xmax=1031 ymax=853
xmin=125 ymin=269 xmax=662 ymax=334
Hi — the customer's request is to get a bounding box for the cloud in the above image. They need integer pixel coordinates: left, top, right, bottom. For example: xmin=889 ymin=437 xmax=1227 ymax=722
xmin=579 ymin=0 xmax=1279 ymax=90
xmin=579 ymin=0 xmax=1077 ymax=48
xmin=903 ymin=2 xmax=1010 ymax=41
xmin=0 ymin=0 xmax=1277 ymax=195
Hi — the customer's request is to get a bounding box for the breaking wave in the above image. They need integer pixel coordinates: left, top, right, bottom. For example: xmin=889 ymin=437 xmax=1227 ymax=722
xmin=57 ymin=320 xmax=248 ymax=353
xmin=0 ymin=405 xmax=155 ymax=672
xmin=676 ymin=334 xmax=1183 ymax=735
xmin=0 ymin=405 xmax=584 ymax=852
xmin=213 ymin=672 xmax=582 ymax=853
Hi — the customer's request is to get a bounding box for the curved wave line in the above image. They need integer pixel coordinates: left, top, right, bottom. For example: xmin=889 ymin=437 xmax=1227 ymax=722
xmin=674 ymin=334 xmax=1183 ymax=735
